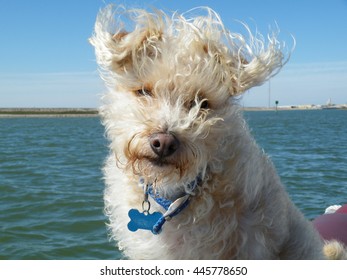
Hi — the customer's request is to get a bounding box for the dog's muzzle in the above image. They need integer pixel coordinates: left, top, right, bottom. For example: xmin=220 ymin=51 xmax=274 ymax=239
xmin=149 ymin=132 xmax=180 ymax=158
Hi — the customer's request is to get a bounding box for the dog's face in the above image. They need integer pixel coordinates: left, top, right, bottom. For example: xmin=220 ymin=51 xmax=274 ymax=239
xmin=104 ymin=35 xmax=233 ymax=191
xmin=91 ymin=7 xmax=284 ymax=194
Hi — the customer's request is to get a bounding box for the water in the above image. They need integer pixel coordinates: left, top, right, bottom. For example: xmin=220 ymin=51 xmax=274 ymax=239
xmin=244 ymin=110 xmax=347 ymax=218
xmin=1 ymin=110 xmax=346 ymax=259
xmin=0 ymin=117 xmax=119 ymax=259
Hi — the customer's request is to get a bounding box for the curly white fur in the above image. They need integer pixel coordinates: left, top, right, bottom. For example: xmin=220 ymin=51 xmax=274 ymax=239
xmin=91 ymin=5 xmax=337 ymax=259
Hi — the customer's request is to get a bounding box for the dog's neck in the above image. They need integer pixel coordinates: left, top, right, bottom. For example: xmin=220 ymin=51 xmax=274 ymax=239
xmin=139 ymin=172 xmax=203 ymax=200
xmin=140 ymin=174 xmax=202 ymax=202
xmin=134 ymin=175 xmax=202 ymax=234
xmin=147 ymin=174 xmax=201 ymax=199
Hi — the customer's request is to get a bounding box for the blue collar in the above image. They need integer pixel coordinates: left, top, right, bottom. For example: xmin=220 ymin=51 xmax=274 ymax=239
xmin=142 ymin=175 xmax=202 ymax=234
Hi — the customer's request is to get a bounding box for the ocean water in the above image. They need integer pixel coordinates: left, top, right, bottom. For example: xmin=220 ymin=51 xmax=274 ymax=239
xmin=244 ymin=110 xmax=347 ymax=218
xmin=0 ymin=117 xmax=118 ymax=260
xmin=0 ymin=110 xmax=346 ymax=259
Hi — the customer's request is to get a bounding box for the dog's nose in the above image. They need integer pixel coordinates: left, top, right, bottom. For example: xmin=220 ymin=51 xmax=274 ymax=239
xmin=149 ymin=133 xmax=180 ymax=158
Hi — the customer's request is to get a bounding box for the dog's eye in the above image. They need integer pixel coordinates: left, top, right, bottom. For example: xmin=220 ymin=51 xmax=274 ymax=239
xmin=135 ymin=88 xmax=152 ymax=97
xmin=200 ymin=100 xmax=209 ymax=110
xmin=188 ymin=99 xmax=209 ymax=111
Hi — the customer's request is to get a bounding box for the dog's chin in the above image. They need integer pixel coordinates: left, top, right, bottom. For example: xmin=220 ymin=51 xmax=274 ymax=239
xmin=145 ymin=157 xmax=178 ymax=175
xmin=134 ymin=156 xmax=190 ymax=183
xmin=138 ymin=157 xmax=200 ymax=199
xmin=147 ymin=157 xmax=171 ymax=167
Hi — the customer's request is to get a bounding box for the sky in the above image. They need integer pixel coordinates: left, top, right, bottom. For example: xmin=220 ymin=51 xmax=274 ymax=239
xmin=1 ymin=0 xmax=347 ymax=108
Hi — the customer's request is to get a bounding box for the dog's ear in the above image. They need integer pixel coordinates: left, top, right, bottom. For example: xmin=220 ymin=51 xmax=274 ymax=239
xmin=222 ymin=28 xmax=287 ymax=96
xmin=90 ymin=6 xmax=164 ymax=74
xmin=197 ymin=25 xmax=286 ymax=96
xmin=110 ymin=28 xmax=163 ymax=73
xmin=108 ymin=31 xmax=132 ymax=72
xmin=228 ymin=49 xmax=284 ymax=96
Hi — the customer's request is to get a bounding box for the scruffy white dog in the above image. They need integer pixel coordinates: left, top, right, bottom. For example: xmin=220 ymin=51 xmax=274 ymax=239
xmin=91 ymin=5 xmax=343 ymax=259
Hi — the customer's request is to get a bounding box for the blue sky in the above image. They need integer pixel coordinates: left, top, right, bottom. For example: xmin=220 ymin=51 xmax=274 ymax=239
xmin=1 ymin=0 xmax=347 ymax=108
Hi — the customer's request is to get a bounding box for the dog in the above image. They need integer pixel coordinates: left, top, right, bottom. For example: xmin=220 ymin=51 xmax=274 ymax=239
xmin=90 ymin=5 xmax=345 ymax=259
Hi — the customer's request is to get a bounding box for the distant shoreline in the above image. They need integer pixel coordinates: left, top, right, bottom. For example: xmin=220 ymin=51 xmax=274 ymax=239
xmin=0 ymin=108 xmax=99 ymax=118
xmin=0 ymin=106 xmax=346 ymax=118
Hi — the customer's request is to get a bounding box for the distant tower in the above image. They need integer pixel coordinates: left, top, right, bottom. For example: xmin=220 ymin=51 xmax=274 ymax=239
xmin=268 ymin=80 xmax=271 ymax=108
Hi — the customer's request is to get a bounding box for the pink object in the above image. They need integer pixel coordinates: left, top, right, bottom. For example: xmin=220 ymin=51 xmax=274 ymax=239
xmin=336 ymin=204 xmax=347 ymax=214
xmin=313 ymin=205 xmax=347 ymax=246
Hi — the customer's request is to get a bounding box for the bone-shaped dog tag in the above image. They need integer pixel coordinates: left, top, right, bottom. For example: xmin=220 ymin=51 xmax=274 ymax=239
xmin=127 ymin=209 xmax=162 ymax=233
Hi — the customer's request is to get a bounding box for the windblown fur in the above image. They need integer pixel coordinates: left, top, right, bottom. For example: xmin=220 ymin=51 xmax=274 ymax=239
xmin=91 ymin=5 xmax=340 ymax=259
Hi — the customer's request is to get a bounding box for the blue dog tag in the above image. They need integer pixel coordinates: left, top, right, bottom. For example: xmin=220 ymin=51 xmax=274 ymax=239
xmin=127 ymin=209 xmax=163 ymax=234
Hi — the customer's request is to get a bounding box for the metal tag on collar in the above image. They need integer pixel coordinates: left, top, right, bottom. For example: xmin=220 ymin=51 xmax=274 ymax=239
xmin=127 ymin=209 xmax=162 ymax=233
xmin=142 ymin=184 xmax=150 ymax=214
xmin=127 ymin=183 xmax=163 ymax=234
xmin=162 ymin=194 xmax=190 ymax=220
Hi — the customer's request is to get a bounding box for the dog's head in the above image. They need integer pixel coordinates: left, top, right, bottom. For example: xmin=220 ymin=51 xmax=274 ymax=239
xmin=91 ymin=5 xmax=286 ymax=195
